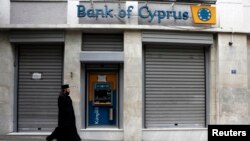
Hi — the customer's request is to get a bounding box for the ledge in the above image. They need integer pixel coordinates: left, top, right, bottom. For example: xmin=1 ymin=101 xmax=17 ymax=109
xmin=80 ymin=128 xmax=123 ymax=132
xmin=8 ymin=132 xmax=50 ymax=135
xmin=11 ymin=0 xmax=67 ymax=2
xmin=80 ymin=51 xmax=124 ymax=63
xmin=1 ymin=24 xmax=248 ymax=34
xmin=142 ymin=128 xmax=207 ymax=131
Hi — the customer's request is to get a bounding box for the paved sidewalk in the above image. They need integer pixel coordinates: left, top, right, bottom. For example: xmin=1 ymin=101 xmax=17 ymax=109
xmin=0 ymin=135 xmax=47 ymax=141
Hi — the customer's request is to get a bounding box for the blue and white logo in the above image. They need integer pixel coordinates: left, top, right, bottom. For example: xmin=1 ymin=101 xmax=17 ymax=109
xmin=198 ymin=8 xmax=211 ymax=21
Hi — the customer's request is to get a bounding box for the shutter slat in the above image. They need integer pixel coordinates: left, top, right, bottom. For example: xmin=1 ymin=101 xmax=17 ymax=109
xmin=142 ymin=32 xmax=213 ymax=45
xmin=145 ymin=45 xmax=206 ymax=128
xmin=82 ymin=34 xmax=123 ymax=51
xmin=18 ymin=45 xmax=62 ymax=132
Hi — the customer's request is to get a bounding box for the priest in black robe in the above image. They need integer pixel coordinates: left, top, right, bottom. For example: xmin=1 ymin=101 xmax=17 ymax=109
xmin=46 ymin=84 xmax=81 ymax=141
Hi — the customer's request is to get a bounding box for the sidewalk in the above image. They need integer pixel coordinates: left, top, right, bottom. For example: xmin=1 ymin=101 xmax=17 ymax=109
xmin=0 ymin=135 xmax=46 ymax=141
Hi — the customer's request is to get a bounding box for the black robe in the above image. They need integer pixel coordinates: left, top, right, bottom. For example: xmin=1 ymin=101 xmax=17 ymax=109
xmin=48 ymin=92 xmax=81 ymax=141
xmin=58 ymin=93 xmax=76 ymax=127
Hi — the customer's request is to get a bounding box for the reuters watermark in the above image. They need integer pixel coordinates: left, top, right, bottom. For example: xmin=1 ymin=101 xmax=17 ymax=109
xmin=208 ymin=125 xmax=250 ymax=141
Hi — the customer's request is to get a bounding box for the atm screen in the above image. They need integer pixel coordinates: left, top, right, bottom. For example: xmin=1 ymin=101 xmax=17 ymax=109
xmin=93 ymin=83 xmax=112 ymax=106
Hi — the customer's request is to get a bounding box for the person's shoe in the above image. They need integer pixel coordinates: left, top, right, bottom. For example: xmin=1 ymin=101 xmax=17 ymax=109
xmin=46 ymin=135 xmax=52 ymax=141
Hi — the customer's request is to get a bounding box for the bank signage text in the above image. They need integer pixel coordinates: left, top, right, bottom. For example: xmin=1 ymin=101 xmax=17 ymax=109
xmin=77 ymin=5 xmax=189 ymax=23
xmin=77 ymin=3 xmax=216 ymax=25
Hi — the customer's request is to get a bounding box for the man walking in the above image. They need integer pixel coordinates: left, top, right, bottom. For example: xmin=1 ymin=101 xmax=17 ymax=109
xmin=46 ymin=84 xmax=81 ymax=141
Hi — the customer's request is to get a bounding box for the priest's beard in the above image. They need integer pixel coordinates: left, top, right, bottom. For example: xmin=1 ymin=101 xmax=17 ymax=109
xmin=65 ymin=92 xmax=70 ymax=95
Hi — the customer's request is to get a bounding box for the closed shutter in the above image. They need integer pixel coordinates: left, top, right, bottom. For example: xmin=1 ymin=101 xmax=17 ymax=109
xmin=18 ymin=45 xmax=63 ymax=132
xmin=82 ymin=34 xmax=123 ymax=51
xmin=142 ymin=31 xmax=213 ymax=45
xmin=144 ymin=45 xmax=206 ymax=128
xmin=10 ymin=31 xmax=64 ymax=43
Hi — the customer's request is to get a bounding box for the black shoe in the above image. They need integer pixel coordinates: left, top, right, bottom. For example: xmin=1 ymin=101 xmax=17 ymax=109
xmin=46 ymin=135 xmax=52 ymax=141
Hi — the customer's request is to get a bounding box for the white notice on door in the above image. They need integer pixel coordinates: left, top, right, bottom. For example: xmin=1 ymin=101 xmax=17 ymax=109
xmin=32 ymin=72 xmax=42 ymax=80
xmin=98 ymin=75 xmax=106 ymax=82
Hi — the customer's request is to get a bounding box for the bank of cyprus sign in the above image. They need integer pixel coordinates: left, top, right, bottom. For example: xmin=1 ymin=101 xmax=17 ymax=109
xmin=77 ymin=3 xmax=216 ymax=26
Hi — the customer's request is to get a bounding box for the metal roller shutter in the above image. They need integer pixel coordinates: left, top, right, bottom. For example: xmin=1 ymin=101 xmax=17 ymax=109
xmin=82 ymin=34 xmax=123 ymax=51
xmin=144 ymin=45 xmax=206 ymax=128
xmin=142 ymin=31 xmax=213 ymax=45
xmin=10 ymin=31 xmax=64 ymax=43
xmin=18 ymin=45 xmax=63 ymax=132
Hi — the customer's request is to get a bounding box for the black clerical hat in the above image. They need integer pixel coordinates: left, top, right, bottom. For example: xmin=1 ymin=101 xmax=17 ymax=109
xmin=61 ymin=84 xmax=69 ymax=89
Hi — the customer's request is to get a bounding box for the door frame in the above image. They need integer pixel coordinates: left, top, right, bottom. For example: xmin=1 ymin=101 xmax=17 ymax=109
xmin=81 ymin=64 xmax=123 ymax=129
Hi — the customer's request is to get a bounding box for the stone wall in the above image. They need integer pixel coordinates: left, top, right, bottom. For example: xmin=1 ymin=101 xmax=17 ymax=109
xmin=0 ymin=32 xmax=15 ymax=134
xmin=124 ymin=31 xmax=142 ymax=141
xmin=217 ymin=33 xmax=248 ymax=124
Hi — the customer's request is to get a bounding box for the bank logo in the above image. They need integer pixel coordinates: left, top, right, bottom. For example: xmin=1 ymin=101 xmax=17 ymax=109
xmin=198 ymin=8 xmax=211 ymax=21
xmin=191 ymin=6 xmax=216 ymax=24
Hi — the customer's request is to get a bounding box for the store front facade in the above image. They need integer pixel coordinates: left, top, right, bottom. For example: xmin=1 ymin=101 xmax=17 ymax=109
xmin=0 ymin=0 xmax=249 ymax=141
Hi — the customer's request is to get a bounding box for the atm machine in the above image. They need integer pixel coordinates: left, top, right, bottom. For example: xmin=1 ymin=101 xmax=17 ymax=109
xmin=93 ymin=82 xmax=113 ymax=106
xmin=87 ymin=72 xmax=117 ymax=127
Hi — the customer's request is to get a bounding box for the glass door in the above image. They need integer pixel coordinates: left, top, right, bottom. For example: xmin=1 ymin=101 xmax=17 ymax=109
xmin=87 ymin=71 xmax=118 ymax=127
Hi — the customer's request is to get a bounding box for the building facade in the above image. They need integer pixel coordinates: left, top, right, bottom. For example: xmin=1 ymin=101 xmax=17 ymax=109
xmin=0 ymin=0 xmax=249 ymax=141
